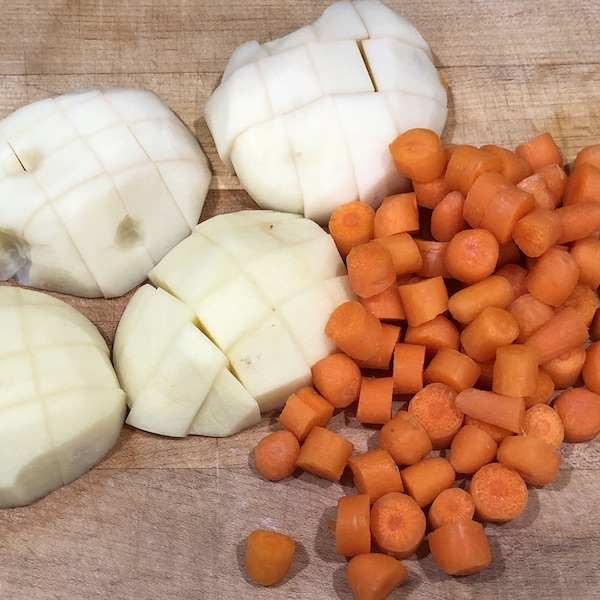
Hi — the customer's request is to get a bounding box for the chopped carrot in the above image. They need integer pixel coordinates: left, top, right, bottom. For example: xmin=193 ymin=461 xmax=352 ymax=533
xmin=522 ymin=404 xmax=565 ymax=448
xmin=392 ymin=343 xmax=426 ymax=395
xmin=336 ymin=494 xmax=371 ymax=556
xmin=413 ymin=239 xmax=451 ymax=278
xmin=582 ymin=341 xmax=600 ymax=395
xmin=449 ymin=423 xmax=498 ymax=475
xmin=524 ymin=369 xmax=555 ymax=408
xmin=496 ymin=240 xmax=522 ymax=269
xmin=296 ymin=426 xmax=354 ymax=481
xmin=398 ymin=276 xmax=448 ymax=327
xmin=573 ymin=144 xmax=600 ymax=170
xmin=400 ymin=456 xmax=455 ymax=507
xmin=355 ymin=324 xmax=401 ymax=371
xmin=356 ymin=377 xmax=394 ymax=425
xmin=328 ymin=201 xmax=376 ymax=259
xmin=374 ymin=232 xmax=423 ymax=276
xmin=389 ymin=127 xmax=447 ymax=183
xmin=346 ymin=552 xmax=408 ymax=600
xmin=428 ymin=488 xmax=476 ymax=530
xmin=360 ymin=284 xmax=406 ymax=322
xmin=407 ymin=382 xmax=464 ymax=449
xmin=492 ymin=344 xmax=539 ymax=397
xmin=413 ymin=174 xmax=451 ymax=209
xmin=541 ymin=344 xmax=586 ymax=389
xmin=278 ymin=393 xmax=323 ymax=441
xmin=563 ymin=163 xmax=600 ymax=205
xmin=443 ymin=228 xmax=499 ymax=284
xmin=455 ymin=388 xmax=525 ymax=433
xmin=347 ymin=241 xmax=396 ymax=299
xmin=496 ymin=434 xmax=561 ymax=486
xmin=445 ymin=145 xmax=503 ymax=196
xmin=428 ymin=519 xmax=492 ymax=576
xmin=379 ymin=411 xmax=433 ymax=466
xmin=430 ymin=191 xmax=469 ymax=242
xmin=349 ymin=448 xmax=404 ymax=503
xmin=508 ymin=293 xmax=554 ymax=342
xmin=514 ymin=131 xmax=562 ymax=171
xmin=296 ymin=387 xmax=335 ymax=426
xmin=562 ymin=283 xmax=599 ymax=329
xmin=245 ymin=529 xmax=295 ymax=586
xmin=474 ymin=359 xmax=495 ymax=390
xmin=253 ymin=430 xmax=301 ymax=482
xmin=523 ymin=307 xmax=589 ymax=365
xmin=480 ymin=143 xmax=532 ymax=183
xmin=552 ymin=388 xmax=600 ymax=442
xmin=464 ymin=414 xmax=515 ymax=444
xmin=535 ymin=163 xmax=568 ymax=199
xmin=460 ymin=306 xmax=519 ymax=363
xmin=524 ymin=246 xmax=579 ymax=307
xmin=516 ymin=172 xmax=559 ymax=210
xmin=325 ymin=301 xmax=383 ymax=361
xmin=423 ymin=347 xmax=481 ymax=393
xmin=373 ymin=193 xmax=420 ymax=238
xmin=448 ymin=274 xmax=514 ymax=324
xmin=370 ymin=492 xmax=427 ymax=558
xmin=570 ymin=236 xmax=600 ymax=289
xmin=555 ymin=202 xmax=600 ymax=244
xmin=494 ymin=263 xmax=528 ymax=299
xmin=311 ymin=352 xmax=362 ymax=408
xmin=512 ymin=207 xmax=563 ymax=258
xmin=468 ymin=462 xmax=529 ymax=522
xmin=404 ymin=314 xmax=460 ymax=359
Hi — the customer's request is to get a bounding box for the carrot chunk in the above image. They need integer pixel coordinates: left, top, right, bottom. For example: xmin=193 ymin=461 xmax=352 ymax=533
xmin=245 ymin=529 xmax=295 ymax=586
xmin=413 ymin=175 xmax=451 ymax=209
xmin=512 ymin=207 xmax=563 ymax=258
xmin=449 ymin=424 xmax=498 ymax=474
xmin=455 ymin=388 xmax=525 ymax=434
xmin=374 ymin=232 xmax=423 ymax=276
xmin=349 ymin=448 xmax=404 ymax=504
xmin=515 ymin=131 xmax=562 ymax=171
xmin=389 ymin=127 xmax=447 ymax=183
xmin=360 ymin=284 xmax=406 ymax=322
xmin=347 ymin=242 xmax=396 ymax=299
xmin=398 ymin=276 xmax=449 ymax=327
xmin=346 ymin=553 xmax=408 ymax=600
xmin=428 ymin=488 xmax=476 ymax=530
xmin=492 ymin=344 xmax=539 ymax=397
xmin=480 ymin=143 xmax=532 ymax=183
xmin=448 ymin=275 xmax=514 ymax=324
xmin=445 ymin=145 xmax=503 ymax=196
xmin=379 ymin=410 xmax=433 ymax=466
xmin=312 ymin=352 xmax=362 ymax=408
xmin=563 ymin=162 xmax=600 ymax=205
xmin=423 ymin=347 xmax=481 ymax=393
xmin=430 ymin=191 xmax=469 ymax=242
xmin=522 ymin=404 xmax=565 ymax=448
xmin=336 ymin=494 xmax=371 ymax=557
xmin=296 ymin=426 xmax=354 ymax=481
xmin=253 ymin=430 xmax=301 ymax=482
xmin=404 ymin=314 xmax=460 ymax=358
xmin=373 ymin=193 xmax=420 ymax=238
xmin=552 ymin=388 xmax=600 ymax=442
xmin=328 ymin=200 xmax=376 ymax=259
xmin=443 ymin=228 xmax=499 ymax=284
xmin=400 ymin=456 xmax=455 ymax=508
xmin=392 ymin=343 xmax=426 ymax=395
xmin=356 ymin=377 xmax=394 ymax=425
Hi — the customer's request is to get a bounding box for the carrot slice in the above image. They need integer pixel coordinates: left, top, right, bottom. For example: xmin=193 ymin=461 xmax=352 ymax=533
xmin=512 ymin=207 xmax=563 ymax=258
xmin=296 ymin=426 xmax=354 ymax=481
xmin=373 ymin=193 xmax=420 ymax=238
xmin=336 ymin=494 xmax=371 ymax=557
xmin=400 ymin=456 xmax=455 ymax=507
xmin=328 ymin=200 xmax=376 ymax=259
xmin=430 ymin=191 xmax=469 ymax=242
xmin=379 ymin=410 xmax=433 ymax=466
xmin=428 ymin=488 xmax=476 ymax=530
xmin=423 ymin=347 xmax=481 ymax=393
xmin=515 ymin=131 xmax=562 ymax=171
xmin=445 ymin=145 xmax=503 ymax=196
xmin=356 ymin=377 xmax=394 ymax=425
xmin=392 ymin=343 xmax=426 ymax=395
xmin=449 ymin=424 xmax=498 ymax=475
xmin=374 ymin=232 xmax=423 ymax=276
xmin=404 ymin=314 xmax=460 ymax=359
xmin=346 ymin=552 xmax=408 ymax=600
xmin=245 ymin=529 xmax=295 ymax=586
xmin=552 ymin=388 xmax=600 ymax=442
xmin=413 ymin=174 xmax=451 ymax=209
xmin=347 ymin=241 xmax=396 ymax=299
xmin=311 ymin=352 xmax=362 ymax=408
xmin=455 ymin=388 xmax=525 ymax=434
xmin=360 ymin=284 xmax=406 ymax=322
xmin=348 ymin=448 xmax=404 ymax=504
xmin=443 ymin=228 xmax=499 ymax=284
xmin=563 ymin=163 xmax=600 ymax=205
xmin=389 ymin=128 xmax=447 ymax=183
xmin=522 ymin=404 xmax=565 ymax=448
xmin=480 ymin=143 xmax=532 ymax=183
xmin=492 ymin=344 xmax=539 ymax=397
xmin=541 ymin=345 xmax=586 ymax=389
xmin=253 ymin=430 xmax=301 ymax=482
xmin=413 ymin=239 xmax=451 ymax=278
xmin=398 ymin=276 xmax=449 ymax=327
xmin=570 ymin=236 xmax=600 ymax=289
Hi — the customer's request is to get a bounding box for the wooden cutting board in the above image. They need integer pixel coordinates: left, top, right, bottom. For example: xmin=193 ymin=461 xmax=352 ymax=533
xmin=1 ymin=1 xmax=599 ymax=598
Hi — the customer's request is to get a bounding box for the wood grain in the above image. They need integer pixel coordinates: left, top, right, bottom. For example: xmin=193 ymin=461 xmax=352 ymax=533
xmin=1 ymin=1 xmax=600 ymax=598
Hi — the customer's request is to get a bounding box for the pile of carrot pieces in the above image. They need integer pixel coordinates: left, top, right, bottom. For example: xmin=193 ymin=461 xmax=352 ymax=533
xmin=249 ymin=128 xmax=600 ymax=599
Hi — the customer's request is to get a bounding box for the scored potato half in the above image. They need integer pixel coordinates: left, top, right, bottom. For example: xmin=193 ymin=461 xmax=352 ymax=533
xmin=113 ymin=210 xmax=354 ymax=438
xmin=205 ymin=0 xmax=447 ymax=224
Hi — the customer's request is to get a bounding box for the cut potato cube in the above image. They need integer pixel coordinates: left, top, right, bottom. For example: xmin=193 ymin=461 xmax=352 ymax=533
xmin=313 ymin=0 xmax=368 ymax=41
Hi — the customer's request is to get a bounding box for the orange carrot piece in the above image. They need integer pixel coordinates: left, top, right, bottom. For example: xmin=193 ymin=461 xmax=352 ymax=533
xmin=582 ymin=340 xmax=600 ymax=395
xmin=512 ymin=207 xmax=563 ymax=258
xmin=492 ymin=344 xmax=539 ymax=397
xmin=379 ymin=411 xmax=433 ymax=466
xmin=360 ymin=284 xmax=406 ymax=322
xmin=336 ymin=494 xmax=372 ymax=557
xmin=400 ymin=456 xmax=455 ymax=508
xmin=413 ymin=175 xmax=451 ymax=209
xmin=407 ymin=382 xmax=464 ymax=449
xmin=389 ymin=128 xmax=447 ymax=183
xmin=246 ymin=529 xmax=296 ymax=586
xmin=455 ymin=387 xmax=525 ymax=433
xmin=404 ymin=314 xmax=460 ymax=359
xmin=553 ymin=388 xmax=600 ymax=442
xmin=373 ymin=192 xmax=420 ymax=238
xmin=296 ymin=426 xmax=354 ymax=481
xmin=464 ymin=414 xmax=515 ymax=444
xmin=430 ymin=191 xmax=469 ymax=242
xmin=278 ymin=393 xmax=322 ymax=441
xmin=423 ymin=347 xmax=481 ymax=393
xmin=562 ymin=283 xmax=599 ymax=329
xmin=535 ymin=163 xmax=568 ymax=199
xmin=541 ymin=345 xmax=586 ymax=389
xmin=522 ymin=404 xmax=565 ymax=448
xmin=449 ymin=423 xmax=498 ymax=475
xmin=392 ymin=343 xmax=426 ymax=395
xmin=413 ymin=239 xmax=451 ymax=278
xmin=570 ymin=236 xmax=600 ymax=289
xmin=398 ymin=276 xmax=449 ymax=327
xmin=523 ymin=307 xmax=589 ymax=365
xmin=328 ymin=201 xmax=376 ymax=259
xmin=517 ymin=172 xmax=560 ymax=210
xmin=346 ymin=552 xmax=408 ymax=600
xmin=495 ymin=263 xmax=528 ymax=299
xmin=515 ymin=131 xmax=562 ymax=171
xmin=448 ymin=275 xmax=514 ymax=324
xmin=496 ymin=240 xmax=522 ymax=269
xmin=374 ymin=232 xmax=423 ymax=276
xmin=356 ymin=377 xmax=394 ymax=425
xmin=524 ymin=246 xmax=579 ymax=307
xmin=508 ymin=293 xmax=555 ymax=342
xmin=355 ymin=324 xmax=401 ymax=371
xmin=253 ymin=430 xmax=301 ymax=482
xmin=555 ymin=202 xmax=600 ymax=244
xmin=311 ymin=352 xmax=362 ymax=408
xmin=474 ymin=359 xmax=495 ymax=390
xmin=296 ymin=387 xmax=334 ymax=426
xmin=428 ymin=488 xmax=476 ymax=530
xmin=347 ymin=241 xmax=396 ymax=298
xmin=496 ymin=434 xmax=561 ymax=486
xmin=443 ymin=228 xmax=499 ymax=284
xmin=563 ymin=163 xmax=600 ymax=205
xmin=460 ymin=306 xmax=519 ymax=363
xmin=468 ymin=462 xmax=528 ymax=522
xmin=370 ymin=492 xmax=427 ymax=558
xmin=524 ymin=369 xmax=555 ymax=409
xmin=325 ymin=301 xmax=383 ymax=361
xmin=573 ymin=144 xmax=600 ymax=170
xmin=348 ymin=448 xmax=404 ymax=503
xmin=480 ymin=143 xmax=532 ymax=184
xmin=428 ymin=519 xmax=492 ymax=576
xmin=445 ymin=145 xmax=503 ymax=196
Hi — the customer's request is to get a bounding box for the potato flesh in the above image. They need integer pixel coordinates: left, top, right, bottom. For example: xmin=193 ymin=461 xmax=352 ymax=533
xmin=0 ymin=287 xmax=126 ymax=508
xmin=0 ymin=88 xmax=211 ymax=298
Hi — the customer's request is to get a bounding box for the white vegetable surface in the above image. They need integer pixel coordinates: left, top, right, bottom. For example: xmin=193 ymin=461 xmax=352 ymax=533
xmin=0 ymin=88 xmax=211 ymax=299
xmin=0 ymin=285 xmax=126 ymax=508
xmin=113 ymin=210 xmax=354 ymax=438
xmin=204 ymin=0 xmax=447 ymax=224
